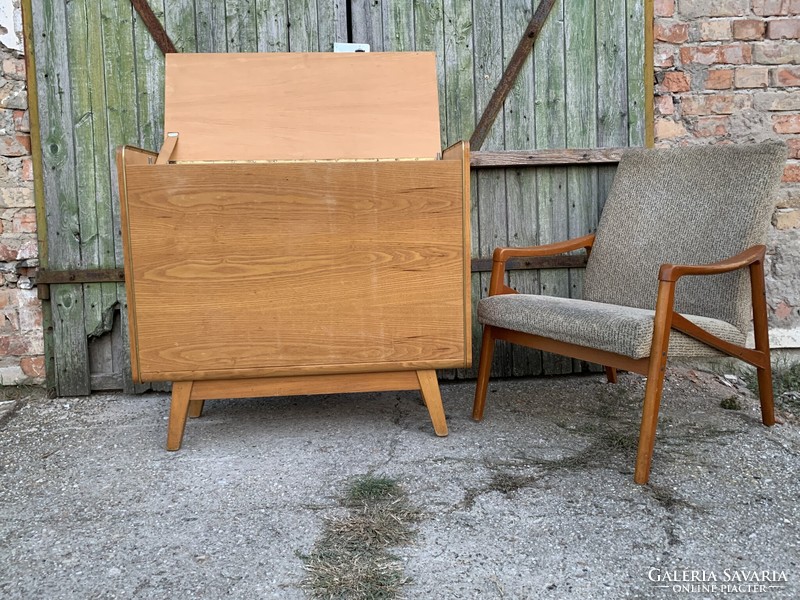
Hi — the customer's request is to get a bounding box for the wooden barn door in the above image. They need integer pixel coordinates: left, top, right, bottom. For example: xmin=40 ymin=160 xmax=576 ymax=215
xmin=30 ymin=0 xmax=348 ymax=395
xmin=350 ymin=0 xmax=648 ymax=378
xmin=30 ymin=0 xmax=646 ymax=394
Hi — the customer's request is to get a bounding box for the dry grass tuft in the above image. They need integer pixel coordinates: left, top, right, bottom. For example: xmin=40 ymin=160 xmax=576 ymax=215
xmin=303 ymin=475 xmax=420 ymax=600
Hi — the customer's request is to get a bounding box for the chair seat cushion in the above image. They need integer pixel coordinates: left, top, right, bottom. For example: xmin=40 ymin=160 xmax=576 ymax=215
xmin=478 ymin=294 xmax=746 ymax=359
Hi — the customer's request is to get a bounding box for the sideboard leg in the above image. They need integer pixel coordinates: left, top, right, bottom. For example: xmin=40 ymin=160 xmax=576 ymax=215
xmin=167 ymin=381 xmax=194 ymax=451
xmin=416 ymin=370 xmax=448 ymax=437
xmin=188 ymin=399 xmax=205 ymax=418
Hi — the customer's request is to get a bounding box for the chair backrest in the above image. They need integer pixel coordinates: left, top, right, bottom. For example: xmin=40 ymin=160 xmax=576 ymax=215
xmin=583 ymin=142 xmax=786 ymax=331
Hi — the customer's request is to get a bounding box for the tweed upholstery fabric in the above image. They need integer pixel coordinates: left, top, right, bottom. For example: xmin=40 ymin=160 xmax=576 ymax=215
xmin=478 ymin=294 xmax=746 ymax=359
xmin=583 ymin=142 xmax=785 ymax=332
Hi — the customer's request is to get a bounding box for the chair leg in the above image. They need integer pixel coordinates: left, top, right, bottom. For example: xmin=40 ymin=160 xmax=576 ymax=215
xmin=472 ymin=325 xmax=496 ymax=421
xmin=604 ymin=366 xmax=618 ymax=384
xmin=634 ymin=281 xmax=675 ymax=485
xmin=634 ymin=362 xmax=668 ymax=485
xmin=750 ymin=259 xmax=775 ymax=426
xmin=756 ymin=362 xmax=775 ymax=426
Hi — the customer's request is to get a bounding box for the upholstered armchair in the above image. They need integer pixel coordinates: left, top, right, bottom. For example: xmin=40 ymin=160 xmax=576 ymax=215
xmin=473 ymin=142 xmax=786 ymax=484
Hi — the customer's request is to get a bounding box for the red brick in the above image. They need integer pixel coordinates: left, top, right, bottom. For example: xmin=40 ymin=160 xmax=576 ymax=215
xmin=20 ymin=355 xmax=44 ymax=379
xmin=12 ymin=109 xmax=29 ymax=133
xmin=787 ymin=137 xmax=800 ymax=157
xmin=700 ymin=20 xmax=733 ymax=41
xmin=773 ymin=113 xmax=800 ymax=132
xmin=660 ymin=71 xmax=691 ymax=92
xmin=734 ymin=66 xmax=770 ymax=87
xmin=2 ymin=57 xmax=25 ymax=80
xmin=706 ymin=69 xmax=734 ymax=89
xmin=681 ymin=0 xmax=747 ymax=18
xmin=11 ymin=210 xmax=36 ymax=234
xmin=655 ymin=22 xmax=689 ymax=43
xmin=654 ymin=0 xmax=674 ymax=17
xmin=655 ymin=45 xmax=676 ymax=68
xmin=782 ymin=162 xmax=800 ymax=181
xmin=680 ymin=93 xmax=740 ymax=115
xmin=655 ymin=94 xmax=675 ymax=115
xmin=680 ymin=46 xmax=719 ymax=65
xmin=733 ymin=19 xmax=767 ymax=40
xmin=693 ymin=116 xmax=730 ymax=137
xmin=719 ymin=43 xmax=752 ymax=63
xmin=768 ymin=18 xmax=800 ymax=38
xmin=774 ymin=66 xmax=800 ymax=86
xmin=680 ymin=44 xmax=751 ymax=65
xmin=654 ymin=118 xmax=688 ymax=139
xmin=21 ymin=157 xmax=33 ymax=182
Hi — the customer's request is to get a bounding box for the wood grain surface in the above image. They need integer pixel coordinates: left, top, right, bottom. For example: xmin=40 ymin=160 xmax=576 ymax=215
xmin=122 ymin=160 xmax=470 ymax=382
xmin=164 ymin=52 xmax=442 ymax=162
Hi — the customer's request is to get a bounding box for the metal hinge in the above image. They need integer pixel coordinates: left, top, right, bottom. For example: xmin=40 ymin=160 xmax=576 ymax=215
xmin=36 ymin=268 xmax=125 ymax=300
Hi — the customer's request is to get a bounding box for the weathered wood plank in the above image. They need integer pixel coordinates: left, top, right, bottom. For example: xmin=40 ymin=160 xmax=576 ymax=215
xmin=316 ymin=0 xmax=348 ymax=51
xmin=31 ymin=0 xmax=90 ymax=395
xmin=255 ymin=0 xmax=290 ymax=52
xmin=470 ymin=0 xmax=556 ymax=150
xmin=350 ymin=0 xmax=384 ymax=51
xmin=163 ymin=0 xmax=196 ymax=52
xmin=101 ymin=0 xmax=144 ymax=392
xmin=597 ymin=0 xmax=629 ymax=212
xmin=442 ymin=0 xmax=477 ymax=376
xmin=129 ymin=0 xmax=175 ymax=53
xmin=534 ymin=0 xmax=571 ymax=376
xmin=471 ymin=148 xmax=625 ymax=167
xmin=474 ymin=0 xmax=510 ymax=377
xmin=226 ymin=0 xmax=259 ymax=52
xmin=502 ymin=0 xmax=541 ymax=377
xmin=565 ymin=0 xmax=600 ymax=373
xmin=67 ymin=0 xmax=121 ymax=387
xmin=414 ymin=0 xmax=447 ymax=145
xmin=288 ymin=0 xmax=318 ymax=51
xmin=627 ymin=0 xmax=647 ymax=147
xmin=195 ymin=0 xmax=228 ymax=52
xmin=382 ymin=1 xmax=413 ymax=52
xmin=133 ymin=0 xmax=165 ymax=150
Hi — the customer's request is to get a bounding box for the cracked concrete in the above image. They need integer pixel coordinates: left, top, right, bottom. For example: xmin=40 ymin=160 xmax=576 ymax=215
xmin=0 ymin=368 xmax=798 ymax=599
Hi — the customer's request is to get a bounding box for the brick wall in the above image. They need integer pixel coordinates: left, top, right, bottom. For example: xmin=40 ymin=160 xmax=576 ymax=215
xmin=654 ymin=0 xmax=800 ymax=345
xmin=0 ymin=0 xmax=43 ymax=385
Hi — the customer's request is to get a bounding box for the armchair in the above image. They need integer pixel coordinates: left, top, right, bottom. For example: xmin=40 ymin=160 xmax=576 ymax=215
xmin=473 ymin=142 xmax=786 ymax=484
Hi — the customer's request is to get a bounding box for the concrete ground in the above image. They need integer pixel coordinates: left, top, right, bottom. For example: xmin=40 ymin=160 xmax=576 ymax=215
xmin=0 ymin=367 xmax=798 ymax=599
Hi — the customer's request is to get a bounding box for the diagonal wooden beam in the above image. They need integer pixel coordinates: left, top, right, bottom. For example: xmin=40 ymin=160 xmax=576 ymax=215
xmin=130 ymin=0 xmax=177 ymax=54
xmin=469 ymin=0 xmax=557 ymax=150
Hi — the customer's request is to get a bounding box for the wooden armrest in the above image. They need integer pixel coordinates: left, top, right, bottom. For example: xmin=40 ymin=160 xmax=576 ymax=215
xmin=488 ymin=234 xmax=595 ymax=296
xmin=492 ymin=234 xmax=595 ymax=263
xmin=659 ymin=245 xmax=766 ymax=282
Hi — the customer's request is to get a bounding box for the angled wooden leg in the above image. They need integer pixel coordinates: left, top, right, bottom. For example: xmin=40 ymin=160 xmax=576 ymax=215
xmin=604 ymin=366 xmax=618 ymax=384
xmin=416 ymin=370 xmax=448 ymax=437
xmin=167 ymin=381 xmax=194 ymax=451
xmin=750 ymin=259 xmax=775 ymax=426
xmin=472 ymin=325 xmax=496 ymax=421
xmin=634 ymin=281 xmax=675 ymax=485
xmin=188 ymin=400 xmax=205 ymax=418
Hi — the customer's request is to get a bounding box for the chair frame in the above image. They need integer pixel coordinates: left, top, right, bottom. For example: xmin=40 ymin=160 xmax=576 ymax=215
xmin=472 ymin=234 xmax=775 ymax=484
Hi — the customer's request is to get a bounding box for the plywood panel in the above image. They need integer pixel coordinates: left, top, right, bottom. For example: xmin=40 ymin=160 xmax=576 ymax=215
xmin=121 ymin=160 xmax=470 ymax=382
xmin=163 ymin=52 xmax=442 ymax=162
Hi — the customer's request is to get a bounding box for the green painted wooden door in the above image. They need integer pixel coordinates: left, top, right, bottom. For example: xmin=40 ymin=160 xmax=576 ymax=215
xmin=31 ymin=0 xmax=644 ymax=395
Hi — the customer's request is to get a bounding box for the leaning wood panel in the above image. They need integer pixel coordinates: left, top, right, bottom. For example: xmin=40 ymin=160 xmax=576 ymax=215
xmin=121 ymin=160 xmax=470 ymax=382
xmin=164 ymin=53 xmax=441 ymax=162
